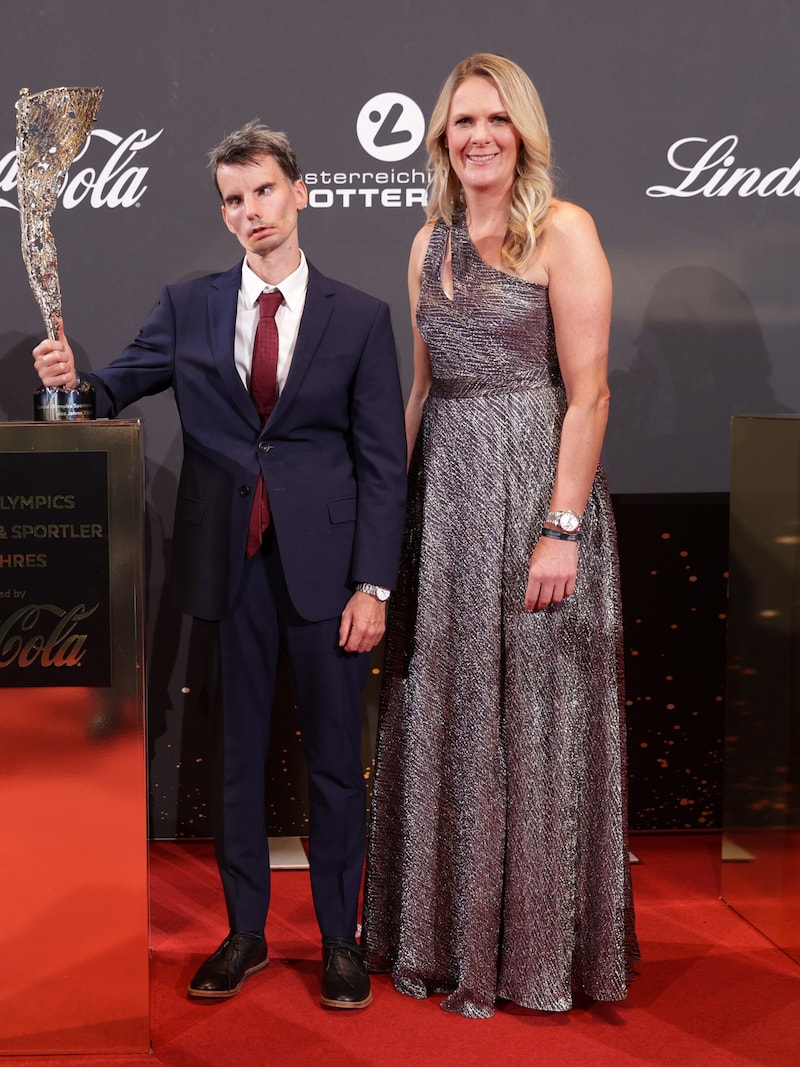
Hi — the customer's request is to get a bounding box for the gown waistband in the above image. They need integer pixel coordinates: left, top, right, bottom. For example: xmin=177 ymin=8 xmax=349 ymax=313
xmin=429 ymin=372 xmax=555 ymax=399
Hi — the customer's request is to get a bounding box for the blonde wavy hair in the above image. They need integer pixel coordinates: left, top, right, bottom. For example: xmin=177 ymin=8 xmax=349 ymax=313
xmin=425 ymin=53 xmax=554 ymax=272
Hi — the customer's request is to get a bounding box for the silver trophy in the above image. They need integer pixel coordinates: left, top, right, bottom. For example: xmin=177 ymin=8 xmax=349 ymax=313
xmin=16 ymin=85 xmax=103 ymax=421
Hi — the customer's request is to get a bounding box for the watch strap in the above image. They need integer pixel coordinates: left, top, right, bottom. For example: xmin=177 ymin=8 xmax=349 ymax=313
xmin=357 ymin=582 xmax=391 ymax=601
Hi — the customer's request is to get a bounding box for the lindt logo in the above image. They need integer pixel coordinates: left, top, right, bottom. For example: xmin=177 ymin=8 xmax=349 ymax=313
xmin=0 ymin=127 xmax=163 ymax=211
xmin=647 ymin=135 xmax=800 ymax=198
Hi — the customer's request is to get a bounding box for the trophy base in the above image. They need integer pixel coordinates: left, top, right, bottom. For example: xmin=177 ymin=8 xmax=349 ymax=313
xmin=34 ymin=382 xmax=96 ymax=422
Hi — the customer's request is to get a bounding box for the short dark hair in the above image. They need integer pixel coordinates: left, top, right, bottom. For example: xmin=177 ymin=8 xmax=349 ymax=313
xmin=208 ymin=120 xmax=302 ymax=196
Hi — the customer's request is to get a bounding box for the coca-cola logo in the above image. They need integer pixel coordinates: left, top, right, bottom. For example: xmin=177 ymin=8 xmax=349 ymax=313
xmin=647 ymin=135 xmax=800 ymax=198
xmin=0 ymin=127 xmax=163 ymax=211
xmin=0 ymin=602 xmax=98 ymax=668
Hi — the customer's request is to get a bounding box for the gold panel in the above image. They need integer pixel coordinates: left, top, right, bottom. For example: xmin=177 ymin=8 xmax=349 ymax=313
xmin=0 ymin=420 xmax=149 ymax=1054
xmin=724 ymin=415 xmax=800 ymax=966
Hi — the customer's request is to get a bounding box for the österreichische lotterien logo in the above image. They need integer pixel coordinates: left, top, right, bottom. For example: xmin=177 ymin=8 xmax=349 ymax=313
xmin=356 ymin=93 xmax=425 ymax=162
xmin=301 ymin=92 xmax=428 ymax=208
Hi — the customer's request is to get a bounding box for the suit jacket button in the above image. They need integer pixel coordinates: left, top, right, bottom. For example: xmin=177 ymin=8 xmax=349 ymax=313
xmin=258 ymin=441 xmax=272 ymax=453
xmin=239 ymin=485 xmax=250 ymax=496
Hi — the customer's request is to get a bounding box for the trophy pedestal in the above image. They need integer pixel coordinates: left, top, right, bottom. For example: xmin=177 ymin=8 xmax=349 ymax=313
xmin=0 ymin=420 xmax=149 ymax=1055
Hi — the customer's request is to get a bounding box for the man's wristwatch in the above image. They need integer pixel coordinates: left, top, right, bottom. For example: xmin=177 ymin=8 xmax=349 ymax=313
xmin=545 ymin=509 xmax=583 ymax=533
xmin=357 ymin=583 xmax=391 ymax=602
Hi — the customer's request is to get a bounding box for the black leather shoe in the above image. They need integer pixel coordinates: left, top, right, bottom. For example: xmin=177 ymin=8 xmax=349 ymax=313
xmin=320 ymin=936 xmax=372 ymax=1009
xmin=187 ymin=932 xmax=268 ymax=999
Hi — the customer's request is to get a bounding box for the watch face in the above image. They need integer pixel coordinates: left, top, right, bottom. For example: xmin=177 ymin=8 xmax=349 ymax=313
xmin=560 ymin=511 xmax=580 ymax=532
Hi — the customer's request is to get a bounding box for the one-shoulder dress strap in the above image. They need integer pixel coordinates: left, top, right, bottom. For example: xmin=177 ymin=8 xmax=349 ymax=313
xmin=421 ymin=217 xmax=451 ymax=285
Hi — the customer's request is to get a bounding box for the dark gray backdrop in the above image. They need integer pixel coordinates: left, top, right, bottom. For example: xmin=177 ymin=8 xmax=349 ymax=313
xmin=2 ymin=1 xmax=796 ymax=833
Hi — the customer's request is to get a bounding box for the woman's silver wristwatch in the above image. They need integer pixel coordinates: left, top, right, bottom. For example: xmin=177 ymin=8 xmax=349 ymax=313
xmin=545 ymin=509 xmax=583 ymax=533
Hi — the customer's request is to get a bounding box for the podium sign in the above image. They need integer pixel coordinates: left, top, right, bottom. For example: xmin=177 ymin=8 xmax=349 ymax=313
xmin=0 ymin=421 xmax=149 ymax=1055
xmin=0 ymin=448 xmax=111 ymax=686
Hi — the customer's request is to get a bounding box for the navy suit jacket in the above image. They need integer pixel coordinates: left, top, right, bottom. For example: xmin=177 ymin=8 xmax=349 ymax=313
xmin=85 ymin=260 xmax=407 ymax=622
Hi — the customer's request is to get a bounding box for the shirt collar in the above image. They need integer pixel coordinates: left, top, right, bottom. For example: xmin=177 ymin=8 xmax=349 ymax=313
xmin=240 ymin=250 xmax=308 ymax=312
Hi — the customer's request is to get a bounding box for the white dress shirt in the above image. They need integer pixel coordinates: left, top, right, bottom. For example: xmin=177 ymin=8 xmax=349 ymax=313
xmin=233 ymin=251 xmax=309 ymax=397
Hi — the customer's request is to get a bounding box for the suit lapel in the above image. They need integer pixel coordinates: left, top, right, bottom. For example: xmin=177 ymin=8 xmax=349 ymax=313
xmin=268 ymin=263 xmax=334 ymax=429
xmin=207 ymin=263 xmax=261 ymax=429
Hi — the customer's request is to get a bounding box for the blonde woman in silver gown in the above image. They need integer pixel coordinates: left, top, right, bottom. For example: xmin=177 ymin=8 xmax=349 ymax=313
xmin=363 ymin=53 xmax=639 ymax=1018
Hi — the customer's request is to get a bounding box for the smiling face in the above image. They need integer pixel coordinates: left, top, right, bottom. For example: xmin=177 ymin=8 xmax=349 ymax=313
xmin=218 ymin=154 xmax=308 ymax=279
xmin=445 ymin=76 xmax=521 ymax=199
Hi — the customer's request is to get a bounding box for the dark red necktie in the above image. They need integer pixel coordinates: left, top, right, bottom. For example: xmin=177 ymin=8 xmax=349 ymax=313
xmin=246 ymin=289 xmax=283 ymax=558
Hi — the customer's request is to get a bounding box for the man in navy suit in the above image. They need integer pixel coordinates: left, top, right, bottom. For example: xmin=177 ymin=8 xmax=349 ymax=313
xmin=32 ymin=121 xmax=407 ymax=1010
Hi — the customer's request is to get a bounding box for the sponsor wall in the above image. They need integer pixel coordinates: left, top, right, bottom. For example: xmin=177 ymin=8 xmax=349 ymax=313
xmin=1 ymin=0 xmax=797 ymax=832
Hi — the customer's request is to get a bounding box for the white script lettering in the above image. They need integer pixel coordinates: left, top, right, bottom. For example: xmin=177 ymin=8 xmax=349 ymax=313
xmin=646 ymin=135 xmax=800 ymax=198
xmin=0 ymin=127 xmax=163 ymax=211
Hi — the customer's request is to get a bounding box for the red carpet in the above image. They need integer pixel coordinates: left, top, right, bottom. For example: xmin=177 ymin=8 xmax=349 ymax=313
xmin=2 ymin=834 xmax=798 ymax=1066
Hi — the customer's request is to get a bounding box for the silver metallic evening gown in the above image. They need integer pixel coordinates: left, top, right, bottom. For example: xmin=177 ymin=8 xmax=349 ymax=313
xmin=363 ymin=212 xmax=639 ymax=1018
